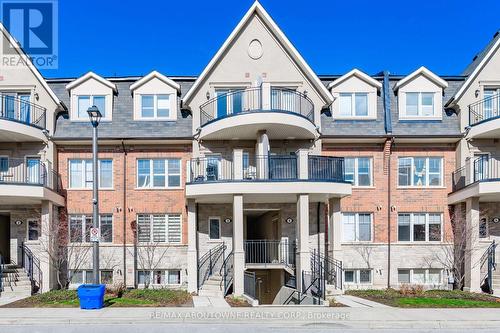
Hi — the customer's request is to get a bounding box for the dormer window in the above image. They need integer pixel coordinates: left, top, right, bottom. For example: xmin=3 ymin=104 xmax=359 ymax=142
xmin=77 ymin=95 xmax=106 ymax=119
xmin=140 ymin=94 xmax=171 ymax=119
xmin=339 ymin=93 xmax=368 ymax=117
xmin=130 ymin=71 xmax=180 ymax=122
xmin=404 ymin=92 xmax=434 ymax=117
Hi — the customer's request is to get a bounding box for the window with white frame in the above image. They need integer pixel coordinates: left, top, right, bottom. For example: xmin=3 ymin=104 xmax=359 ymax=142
xmin=69 ymin=270 xmax=113 ymax=285
xmin=398 ymin=157 xmax=442 ymax=187
xmin=27 ymin=219 xmax=40 ymax=241
xmin=137 ymin=269 xmax=181 ymax=286
xmin=209 ymin=217 xmax=221 ymax=240
xmin=136 ymin=214 xmax=182 ymax=244
xmin=342 ymin=213 xmax=372 ymax=242
xmin=398 ymin=268 xmax=442 ymax=285
xmin=137 ymin=159 xmax=181 ymax=188
xmin=68 ymin=159 xmax=113 ymax=189
xmin=339 ymin=93 xmax=368 ymax=117
xmin=76 ymin=95 xmax=107 ymax=120
xmin=397 ymin=213 xmax=442 ymax=242
xmin=344 ymin=269 xmax=372 ymax=284
xmin=139 ymin=94 xmax=173 ymax=119
xmin=69 ymin=214 xmax=113 ymax=243
xmin=403 ymin=92 xmax=435 ymax=118
xmin=344 ymin=157 xmax=372 ymax=186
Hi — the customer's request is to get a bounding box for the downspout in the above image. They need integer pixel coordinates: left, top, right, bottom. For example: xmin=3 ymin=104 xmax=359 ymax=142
xmin=383 ymin=71 xmax=393 ymax=289
xmin=121 ymin=140 xmax=127 ymax=287
xmin=317 ymin=202 xmax=321 ymax=253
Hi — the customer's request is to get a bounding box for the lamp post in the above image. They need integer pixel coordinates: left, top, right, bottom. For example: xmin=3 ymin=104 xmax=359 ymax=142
xmin=88 ymin=105 xmax=102 ymax=284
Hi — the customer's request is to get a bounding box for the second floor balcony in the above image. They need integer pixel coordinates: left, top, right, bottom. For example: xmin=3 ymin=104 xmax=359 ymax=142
xmin=449 ymin=156 xmax=500 ymax=204
xmin=0 ymin=94 xmax=48 ymax=142
xmin=197 ymin=86 xmax=318 ymax=140
xmin=0 ymin=158 xmax=64 ymax=206
xmin=468 ymin=93 xmax=500 ymax=139
xmin=186 ymin=153 xmax=351 ymax=203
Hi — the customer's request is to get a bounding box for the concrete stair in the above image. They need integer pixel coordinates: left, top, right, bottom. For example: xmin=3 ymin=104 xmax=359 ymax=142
xmin=198 ymin=274 xmax=225 ymax=298
xmin=1 ymin=264 xmax=33 ymax=299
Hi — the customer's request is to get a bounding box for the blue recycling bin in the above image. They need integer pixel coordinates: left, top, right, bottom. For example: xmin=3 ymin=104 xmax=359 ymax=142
xmin=77 ymin=284 xmax=106 ymax=310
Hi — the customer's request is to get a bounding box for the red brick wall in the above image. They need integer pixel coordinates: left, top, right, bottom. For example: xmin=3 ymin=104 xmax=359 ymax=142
xmin=322 ymin=140 xmax=455 ymax=243
xmin=58 ymin=144 xmax=192 ymax=245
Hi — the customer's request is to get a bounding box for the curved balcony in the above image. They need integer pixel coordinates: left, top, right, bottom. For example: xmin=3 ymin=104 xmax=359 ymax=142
xmin=0 ymin=158 xmax=64 ymax=206
xmin=186 ymin=154 xmax=351 ymax=203
xmin=467 ymin=94 xmax=500 ymax=139
xmin=0 ymin=94 xmax=47 ymax=142
xmin=198 ymin=87 xmax=318 ymax=140
xmin=449 ymin=156 xmax=500 ymax=204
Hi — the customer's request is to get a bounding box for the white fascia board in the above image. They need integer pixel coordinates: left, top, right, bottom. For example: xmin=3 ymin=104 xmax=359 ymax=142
xmin=394 ymin=66 xmax=448 ymax=91
xmin=327 ymin=69 xmax=382 ymax=90
xmin=130 ymin=70 xmax=181 ymax=92
xmin=65 ymin=71 xmax=117 ymax=92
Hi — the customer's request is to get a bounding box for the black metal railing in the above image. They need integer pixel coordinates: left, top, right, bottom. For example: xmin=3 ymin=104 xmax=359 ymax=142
xmin=480 ymin=240 xmax=497 ymax=294
xmin=197 ymin=243 xmax=226 ymax=290
xmin=469 ymin=93 xmax=500 ymax=126
xmin=220 ymin=252 xmax=234 ymax=296
xmin=251 ymin=155 xmax=298 ymax=181
xmin=20 ymin=243 xmax=42 ymax=294
xmin=244 ymin=271 xmax=257 ymax=299
xmin=452 ymin=156 xmax=500 ymax=191
xmin=311 ymin=249 xmax=343 ymax=290
xmin=199 ymin=87 xmax=314 ymax=127
xmin=244 ymin=240 xmax=295 ymax=267
xmin=189 ymin=156 xmax=234 ymax=183
xmin=0 ymin=94 xmax=46 ymax=129
xmin=0 ymin=158 xmax=63 ymax=193
xmin=308 ymin=155 xmax=345 ymax=182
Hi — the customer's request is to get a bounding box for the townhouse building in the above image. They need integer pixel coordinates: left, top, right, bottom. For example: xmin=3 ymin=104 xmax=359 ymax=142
xmin=0 ymin=2 xmax=498 ymax=304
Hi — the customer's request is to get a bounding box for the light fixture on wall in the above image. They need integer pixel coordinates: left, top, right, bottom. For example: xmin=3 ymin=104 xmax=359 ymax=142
xmin=15 ymin=220 xmax=23 ymax=226
xmin=224 ymin=218 xmax=232 ymax=224
xmin=285 ymin=217 xmax=293 ymax=224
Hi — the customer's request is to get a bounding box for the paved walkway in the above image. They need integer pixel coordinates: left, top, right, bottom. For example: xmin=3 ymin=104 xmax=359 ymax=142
xmin=192 ymin=296 xmax=230 ymax=308
xmin=0 ymin=295 xmax=28 ymax=307
xmin=334 ymin=295 xmax=391 ymax=308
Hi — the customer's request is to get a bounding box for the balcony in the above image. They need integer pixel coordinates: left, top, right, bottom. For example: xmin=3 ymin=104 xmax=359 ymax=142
xmin=186 ymin=153 xmax=351 ymax=203
xmin=467 ymin=94 xmax=500 ymax=139
xmin=0 ymin=94 xmax=47 ymax=142
xmin=0 ymin=158 xmax=64 ymax=206
xmin=197 ymin=87 xmax=318 ymax=140
xmin=449 ymin=156 xmax=500 ymax=204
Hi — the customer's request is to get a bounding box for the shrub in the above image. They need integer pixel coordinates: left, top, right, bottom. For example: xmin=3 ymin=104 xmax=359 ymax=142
xmin=399 ymin=284 xmax=424 ymax=296
xmin=107 ymin=282 xmax=127 ymax=298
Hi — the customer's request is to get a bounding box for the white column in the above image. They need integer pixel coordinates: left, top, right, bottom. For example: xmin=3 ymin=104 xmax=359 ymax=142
xmin=233 ymin=195 xmax=245 ymax=296
xmin=328 ymin=198 xmax=342 ymax=262
xmin=296 ymin=149 xmax=309 ymax=180
xmin=187 ymin=199 xmax=198 ymax=293
xmin=296 ymin=194 xmax=310 ymax=291
xmin=233 ymin=149 xmax=243 ymax=180
xmin=261 ymin=82 xmax=271 ymax=110
xmin=464 ymin=197 xmax=481 ymax=292
xmin=256 ymin=131 xmax=269 ymax=179
xmin=40 ymin=201 xmax=53 ymax=292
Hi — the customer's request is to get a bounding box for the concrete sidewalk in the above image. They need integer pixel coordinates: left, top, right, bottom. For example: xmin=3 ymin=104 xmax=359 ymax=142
xmin=1 ymin=307 xmax=500 ymax=329
xmin=334 ymin=295 xmax=391 ymax=308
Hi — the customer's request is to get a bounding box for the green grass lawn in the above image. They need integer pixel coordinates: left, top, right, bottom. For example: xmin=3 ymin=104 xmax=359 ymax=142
xmin=1 ymin=288 xmax=193 ymax=308
xmin=347 ymin=289 xmax=500 ymax=308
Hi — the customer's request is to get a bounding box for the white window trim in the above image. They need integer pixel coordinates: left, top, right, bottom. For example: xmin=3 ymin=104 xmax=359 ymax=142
xmin=397 ymin=213 xmax=443 ymax=243
xmin=136 ymin=214 xmax=182 ymax=244
xmin=400 ymin=92 xmax=440 ymax=120
xmin=398 ymin=268 xmax=443 ymax=286
xmin=72 ymin=94 xmax=112 ymax=122
xmin=343 ymin=269 xmax=373 ymax=285
xmin=337 ymin=92 xmax=371 ymax=118
xmin=137 ymin=94 xmax=176 ymax=121
xmin=136 ymin=158 xmax=182 ymax=189
xmin=341 ymin=213 xmax=373 ymax=243
xmin=136 ymin=269 xmax=182 ymax=287
xmin=345 ymin=157 xmax=373 ymax=187
xmin=68 ymin=214 xmax=113 ymax=244
xmin=397 ymin=157 xmax=444 ymax=188
xmin=208 ymin=216 xmax=221 ymax=241
xmin=68 ymin=269 xmax=114 ymax=287
xmin=68 ymin=159 xmax=114 ymax=190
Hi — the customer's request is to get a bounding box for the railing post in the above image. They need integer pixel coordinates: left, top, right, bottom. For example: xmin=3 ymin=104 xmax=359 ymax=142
xmin=209 ymin=248 xmax=212 ymax=276
xmin=233 ymin=149 xmax=243 ymax=180
xmin=261 ymin=83 xmax=271 ymax=110
xmin=296 ymin=149 xmax=309 ymax=180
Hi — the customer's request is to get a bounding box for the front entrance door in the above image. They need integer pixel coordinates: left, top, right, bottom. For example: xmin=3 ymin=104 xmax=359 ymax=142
xmin=0 ymin=214 xmax=10 ymax=263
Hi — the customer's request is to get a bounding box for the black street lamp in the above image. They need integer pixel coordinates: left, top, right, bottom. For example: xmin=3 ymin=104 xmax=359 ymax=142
xmin=87 ymin=105 xmax=102 ymax=284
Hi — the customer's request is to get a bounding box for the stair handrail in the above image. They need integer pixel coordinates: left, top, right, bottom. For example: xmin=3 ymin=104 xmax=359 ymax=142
xmin=219 ymin=252 xmax=234 ymax=296
xmin=197 ymin=242 xmax=226 ymax=290
xmin=0 ymin=254 xmax=3 ymax=292
xmin=20 ymin=243 xmax=42 ymax=294
xmin=480 ymin=240 xmax=497 ymax=294
xmin=311 ymin=249 xmax=343 ymax=290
